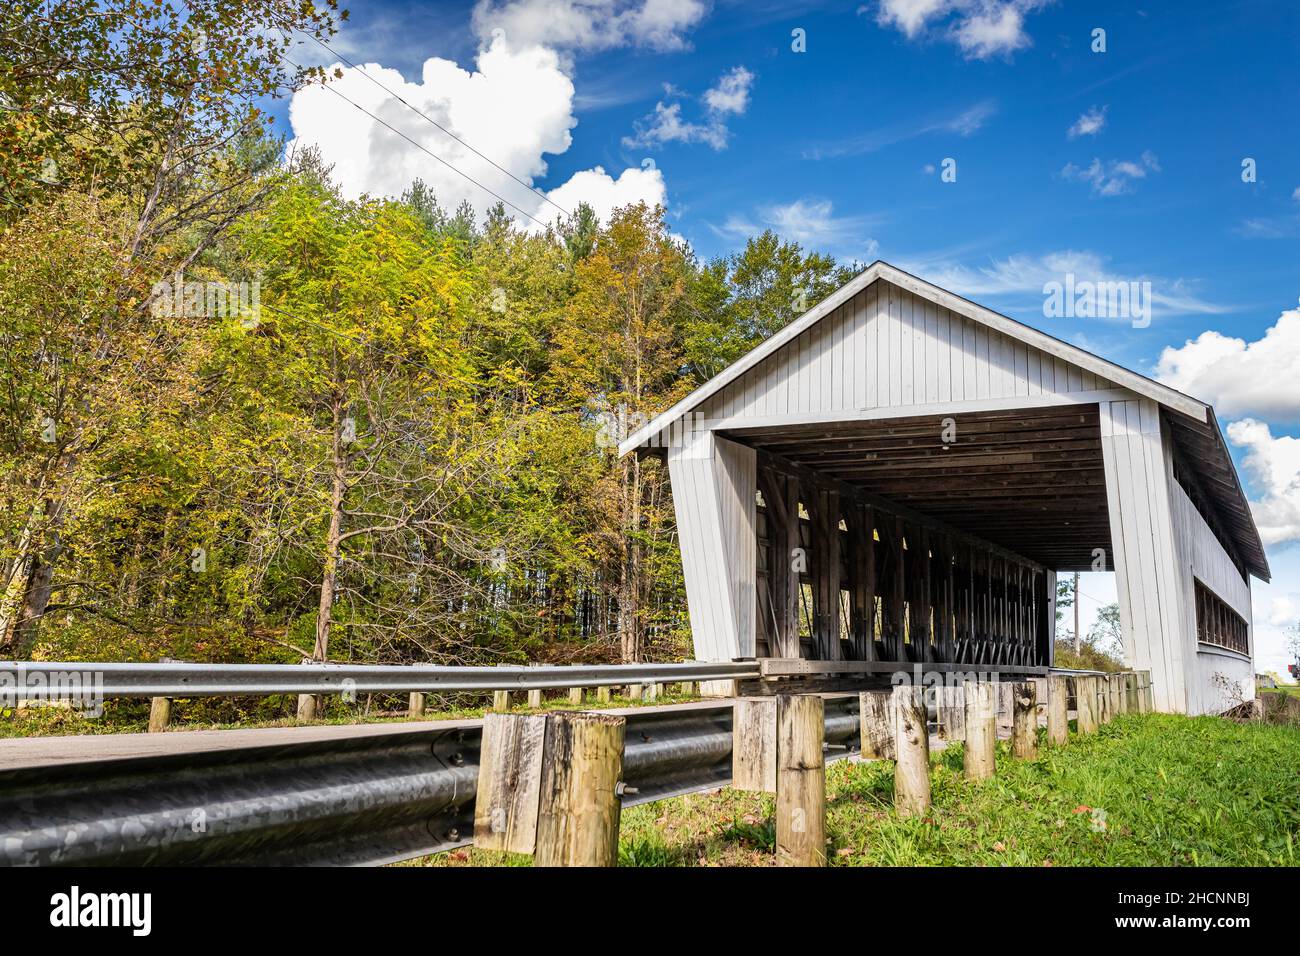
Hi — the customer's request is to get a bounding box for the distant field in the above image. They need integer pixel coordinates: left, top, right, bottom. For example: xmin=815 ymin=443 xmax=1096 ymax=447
xmin=418 ymin=713 xmax=1300 ymax=868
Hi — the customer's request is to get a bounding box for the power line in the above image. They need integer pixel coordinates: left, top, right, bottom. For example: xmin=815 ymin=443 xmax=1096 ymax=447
xmin=294 ymin=30 xmax=573 ymax=221
xmin=284 ymin=56 xmax=554 ymax=230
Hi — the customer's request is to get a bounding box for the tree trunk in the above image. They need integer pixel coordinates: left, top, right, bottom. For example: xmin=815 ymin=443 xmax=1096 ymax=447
xmin=1 ymin=498 xmax=66 ymax=658
xmin=313 ymin=397 xmax=347 ymax=662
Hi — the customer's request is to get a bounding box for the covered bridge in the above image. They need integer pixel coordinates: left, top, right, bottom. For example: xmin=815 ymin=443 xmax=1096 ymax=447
xmin=620 ymin=262 xmax=1268 ymax=716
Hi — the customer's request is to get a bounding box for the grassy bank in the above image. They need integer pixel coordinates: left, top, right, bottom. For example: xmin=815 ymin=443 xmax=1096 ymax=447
xmin=420 ymin=713 xmax=1299 ymax=868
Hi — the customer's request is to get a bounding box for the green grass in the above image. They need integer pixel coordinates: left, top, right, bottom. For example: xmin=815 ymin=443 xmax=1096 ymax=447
xmin=1263 ymin=684 xmax=1300 ymax=699
xmin=415 ymin=713 xmax=1300 ymax=868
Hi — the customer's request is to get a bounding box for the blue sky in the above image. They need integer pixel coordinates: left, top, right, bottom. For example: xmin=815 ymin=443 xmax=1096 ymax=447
xmin=276 ymin=0 xmax=1300 ymax=677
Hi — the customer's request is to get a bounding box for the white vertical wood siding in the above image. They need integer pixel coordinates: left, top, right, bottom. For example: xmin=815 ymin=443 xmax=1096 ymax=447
xmin=1098 ymin=399 xmax=1188 ymax=713
xmin=667 ymin=432 xmax=756 ymax=661
xmin=696 ymin=279 xmax=1115 ymax=422
xmin=1168 ymin=481 xmax=1253 ymax=715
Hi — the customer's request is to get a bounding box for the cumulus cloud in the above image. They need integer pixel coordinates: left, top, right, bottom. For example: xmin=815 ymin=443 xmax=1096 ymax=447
xmin=623 ymin=66 xmax=754 ymax=151
xmin=1225 ymin=419 xmax=1300 ymax=546
xmin=471 ymin=0 xmax=707 ymax=55
xmin=1067 ymin=105 xmax=1107 ymax=139
xmin=288 ymin=34 xmax=666 ymax=228
xmin=873 ymin=0 xmax=1049 ymax=59
xmin=1155 ymin=303 xmax=1300 ymax=420
xmin=1061 ymin=150 xmax=1160 ymax=196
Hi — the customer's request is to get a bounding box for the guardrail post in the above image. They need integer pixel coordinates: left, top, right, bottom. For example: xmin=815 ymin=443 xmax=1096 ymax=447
xmin=492 ymin=690 xmax=512 ymax=711
xmin=679 ymin=681 xmax=696 ymax=697
xmin=1047 ymin=675 xmax=1069 ymax=745
xmin=700 ymin=679 xmax=738 ymax=698
xmin=859 ymin=690 xmax=895 ymax=759
xmin=1011 ymin=681 xmax=1037 ymax=760
xmin=775 ymin=694 xmax=825 ymax=867
xmin=296 ymin=693 xmax=318 ymax=722
xmin=732 ymin=697 xmax=777 ymax=792
xmin=534 ymin=713 xmax=626 ymax=867
xmin=1076 ymin=677 xmax=1097 ymax=734
xmin=408 ymin=692 xmax=426 ymax=718
xmin=527 ymin=689 xmax=543 ymax=709
xmin=474 ymin=713 xmax=548 ymax=854
xmin=628 ymin=683 xmax=644 ymax=702
xmin=644 ymin=682 xmax=660 ymax=702
xmin=568 ymin=687 xmax=584 ymax=705
xmin=892 ymin=685 xmax=930 ymax=818
xmin=148 ymin=697 xmax=171 ymax=733
xmin=963 ymin=680 xmax=996 ymax=781
xmin=596 ymin=685 xmax=611 ymax=704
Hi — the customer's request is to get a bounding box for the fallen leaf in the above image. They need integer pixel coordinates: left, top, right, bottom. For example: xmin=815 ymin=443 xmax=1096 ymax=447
xmin=992 ymin=841 xmax=1006 ymax=852
xmin=1072 ymin=805 xmax=1091 ymax=814
xmin=836 ymin=847 xmax=853 ymax=858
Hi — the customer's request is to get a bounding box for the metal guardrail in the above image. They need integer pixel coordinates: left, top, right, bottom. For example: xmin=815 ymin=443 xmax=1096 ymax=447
xmin=0 ymin=697 xmax=862 ymax=866
xmin=0 ymin=660 xmax=761 ymax=699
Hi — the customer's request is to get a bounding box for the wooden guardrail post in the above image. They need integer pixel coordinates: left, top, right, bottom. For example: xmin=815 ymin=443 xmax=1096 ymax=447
xmin=963 ymin=680 xmax=996 ymax=781
xmin=679 ymin=681 xmax=696 ymax=697
xmin=408 ymin=692 xmax=426 ymax=718
xmin=1047 ymin=675 xmax=1069 ymax=745
xmin=775 ymin=694 xmax=825 ymax=867
xmin=892 ymin=685 xmax=930 ymax=817
xmin=568 ymin=687 xmax=584 ymax=705
xmin=475 ymin=713 xmax=548 ymax=855
xmin=148 ymin=697 xmax=172 ymax=733
xmin=1076 ymin=676 xmax=1097 ymax=734
xmin=527 ymin=689 xmax=543 ymax=709
xmin=296 ymin=693 xmax=318 ymax=721
xmin=859 ymin=690 xmax=895 ymax=759
xmin=645 ymin=682 xmax=660 ymax=702
xmin=596 ymin=685 xmax=611 ymax=704
xmin=1010 ymin=681 xmax=1037 ymax=760
xmin=492 ymin=690 xmax=512 ymax=711
xmin=732 ymin=697 xmax=777 ymax=792
xmin=628 ymin=683 xmax=644 ymax=702
xmin=534 ymin=712 xmax=626 ymax=867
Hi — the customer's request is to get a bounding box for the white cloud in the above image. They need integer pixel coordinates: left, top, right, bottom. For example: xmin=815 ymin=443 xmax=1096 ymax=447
xmin=544 ymin=164 xmax=667 ymax=225
xmin=901 ymin=250 xmax=1228 ymax=318
xmin=1293 ymin=186 xmax=1300 ymax=201
xmin=1225 ymin=419 xmax=1300 ymax=546
xmin=623 ymin=65 xmax=754 ymax=151
xmin=1267 ymin=595 xmax=1298 ymax=628
xmin=471 ymin=0 xmax=707 ymax=55
xmin=711 ymin=198 xmax=881 ymax=259
xmin=1067 ymin=105 xmax=1107 ymax=139
xmin=1155 ymin=304 xmax=1300 ymax=420
xmin=802 ymin=99 xmax=995 ymax=159
xmin=874 ymin=0 xmax=1049 ymax=60
xmin=1061 ymin=150 xmax=1160 ymax=196
xmin=288 ymin=35 xmax=664 ymax=228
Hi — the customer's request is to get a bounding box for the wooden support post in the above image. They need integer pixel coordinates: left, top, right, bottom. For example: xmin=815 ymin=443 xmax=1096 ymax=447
xmin=893 ymin=685 xmax=931 ymax=817
xmin=628 ymin=683 xmax=644 ymax=701
xmin=963 ymin=680 xmax=996 ymax=781
xmin=732 ymin=697 xmax=777 ymax=792
xmin=645 ymin=682 xmax=661 ymax=702
xmin=527 ymin=688 xmax=543 ymax=709
xmin=859 ymin=690 xmax=895 ymax=759
xmin=568 ymin=687 xmax=584 ymax=705
xmin=679 ymin=681 xmax=696 ymax=697
xmin=474 ymin=713 xmax=548 ymax=854
xmin=1010 ymin=681 xmax=1037 ymax=760
xmin=1076 ymin=677 xmax=1097 ymax=735
xmin=492 ymin=690 xmax=512 ymax=712
xmin=936 ymin=685 xmax=966 ymax=741
xmin=408 ymin=692 xmax=426 ymax=718
xmin=775 ymin=694 xmax=825 ymax=867
xmin=996 ymin=681 xmax=1015 ymax=737
xmin=596 ymin=686 xmax=611 ymax=704
xmin=1047 ymin=675 xmax=1069 ymax=746
xmin=534 ymin=713 xmax=627 ymax=867
xmin=148 ymin=697 xmax=171 ymax=733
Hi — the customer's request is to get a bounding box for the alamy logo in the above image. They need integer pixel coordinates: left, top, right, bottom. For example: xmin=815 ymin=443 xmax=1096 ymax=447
xmin=49 ymin=886 xmax=151 ymax=936
xmin=1043 ymin=273 xmax=1152 ymax=328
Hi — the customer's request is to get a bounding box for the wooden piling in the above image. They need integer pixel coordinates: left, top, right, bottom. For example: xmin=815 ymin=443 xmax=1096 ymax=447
xmin=1046 ymin=675 xmax=1069 ymax=746
xmin=534 ymin=712 xmax=626 ymax=867
xmin=963 ymin=680 xmax=996 ymax=781
xmin=858 ymin=690 xmax=895 ymax=759
xmin=148 ymin=697 xmax=171 ymax=733
xmin=408 ymin=692 xmax=426 ymax=718
xmin=775 ymin=694 xmax=826 ymax=867
xmin=1010 ymin=681 xmax=1038 ymax=760
xmin=892 ymin=686 xmax=931 ymax=817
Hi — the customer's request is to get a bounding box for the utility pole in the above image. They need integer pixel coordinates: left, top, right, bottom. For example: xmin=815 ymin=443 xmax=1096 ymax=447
xmin=1073 ymin=571 xmax=1081 ymax=654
